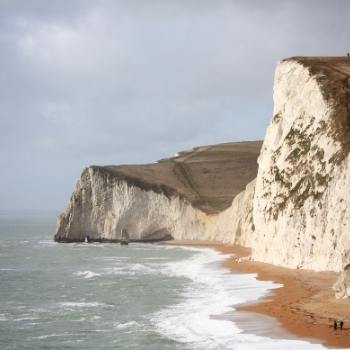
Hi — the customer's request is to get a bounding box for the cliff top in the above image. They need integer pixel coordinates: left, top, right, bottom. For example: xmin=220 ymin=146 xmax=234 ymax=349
xmin=283 ymin=56 xmax=350 ymax=74
xmin=92 ymin=141 xmax=262 ymax=214
xmin=282 ymin=56 xmax=350 ymax=102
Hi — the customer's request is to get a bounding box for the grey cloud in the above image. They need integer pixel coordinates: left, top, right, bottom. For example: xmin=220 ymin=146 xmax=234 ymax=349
xmin=1 ymin=0 xmax=350 ymax=210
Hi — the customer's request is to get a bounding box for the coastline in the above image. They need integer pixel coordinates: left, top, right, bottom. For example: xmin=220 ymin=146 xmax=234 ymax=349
xmin=165 ymin=240 xmax=350 ymax=349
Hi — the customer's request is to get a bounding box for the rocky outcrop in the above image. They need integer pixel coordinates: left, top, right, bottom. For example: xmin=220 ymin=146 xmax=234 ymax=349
xmin=252 ymin=57 xmax=350 ymax=272
xmin=55 ymin=142 xmax=260 ymax=243
xmin=333 ymin=267 xmax=350 ymax=299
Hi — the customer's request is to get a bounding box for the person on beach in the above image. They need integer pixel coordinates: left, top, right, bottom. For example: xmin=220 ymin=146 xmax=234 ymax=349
xmin=334 ymin=320 xmax=338 ymax=330
xmin=340 ymin=321 xmax=344 ymax=330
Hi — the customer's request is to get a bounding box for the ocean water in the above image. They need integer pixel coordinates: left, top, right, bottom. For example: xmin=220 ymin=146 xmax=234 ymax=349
xmin=0 ymin=212 xmax=329 ymax=350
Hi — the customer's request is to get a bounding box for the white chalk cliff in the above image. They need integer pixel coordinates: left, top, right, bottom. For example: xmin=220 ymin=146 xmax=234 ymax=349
xmin=252 ymin=57 xmax=350 ymax=272
xmin=55 ymin=142 xmax=259 ymax=245
xmin=56 ymin=57 xmax=350 ymax=278
xmin=55 ymin=165 xmax=256 ymax=245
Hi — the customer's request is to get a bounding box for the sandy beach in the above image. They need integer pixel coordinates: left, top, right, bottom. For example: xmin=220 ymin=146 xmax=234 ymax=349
xmin=165 ymin=240 xmax=350 ymax=349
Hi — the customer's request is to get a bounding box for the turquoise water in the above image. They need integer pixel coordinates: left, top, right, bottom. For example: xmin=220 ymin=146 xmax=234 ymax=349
xmin=0 ymin=212 xmax=328 ymax=349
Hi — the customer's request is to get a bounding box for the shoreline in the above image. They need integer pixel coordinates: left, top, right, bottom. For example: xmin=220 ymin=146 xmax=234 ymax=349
xmin=165 ymin=240 xmax=350 ymax=349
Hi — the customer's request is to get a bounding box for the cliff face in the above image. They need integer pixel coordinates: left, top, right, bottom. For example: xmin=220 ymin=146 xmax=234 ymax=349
xmin=56 ymin=57 xmax=350 ymax=276
xmin=55 ymin=166 xmax=208 ymax=242
xmin=252 ymin=57 xmax=350 ymax=272
xmin=55 ymin=142 xmax=260 ymax=243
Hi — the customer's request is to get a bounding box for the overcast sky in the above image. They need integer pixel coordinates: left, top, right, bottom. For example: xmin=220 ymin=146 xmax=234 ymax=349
xmin=1 ymin=0 xmax=349 ymax=211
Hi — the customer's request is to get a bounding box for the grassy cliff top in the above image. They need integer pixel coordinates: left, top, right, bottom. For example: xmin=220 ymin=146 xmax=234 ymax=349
xmin=283 ymin=56 xmax=350 ymax=102
xmin=284 ymin=56 xmax=350 ymax=75
xmin=93 ymin=141 xmax=262 ymax=214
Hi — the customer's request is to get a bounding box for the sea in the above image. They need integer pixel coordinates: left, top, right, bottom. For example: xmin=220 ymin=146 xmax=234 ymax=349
xmin=0 ymin=211 xmax=329 ymax=349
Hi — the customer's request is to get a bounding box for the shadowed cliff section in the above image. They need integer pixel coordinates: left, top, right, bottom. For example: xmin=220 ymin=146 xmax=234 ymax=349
xmin=92 ymin=141 xmax=262 ymax=214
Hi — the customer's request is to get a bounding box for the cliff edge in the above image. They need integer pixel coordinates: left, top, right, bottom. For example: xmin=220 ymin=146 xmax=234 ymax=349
xmin=253 ymin=57 xmax=350 ymax=272
xmin=55 ymin=142 xmax=261 ymax=243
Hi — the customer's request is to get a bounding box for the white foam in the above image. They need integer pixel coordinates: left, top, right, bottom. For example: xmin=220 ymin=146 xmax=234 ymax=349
xmin=14 ymin=315 xmax=38 ymax=322
xmin=102 ymin=266 xmax=130 ymax=276
xmin=114 ymin=321 xmax=139 ymax=330
xmin=72 ymin=242 xmax=106 ymax=249
xmin=129 ymin=263 xmax=155 ymax=273
xmin=74 ymin=270 xmax=101 ymax=279
xmin=59 ymin=302 xmax=104 ymax=309
xmin=32 ymin=333 xmax=79 ymax=340
xmin=102 ymin=263 xmax=159 ymax=276
xmin=151 ymin=247 xmax=329 ymax=350
xmin=38 ymin=240 xmax=58 ymax=246
xmin=32 ymin=334 xmax=61 ymax=340
xmin=93 ymin=256 xmax=129 ymax=261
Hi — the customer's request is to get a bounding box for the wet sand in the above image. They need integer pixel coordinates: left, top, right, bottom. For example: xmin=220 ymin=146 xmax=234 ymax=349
xmin=165 ymin=240 xmax=350 ymax=349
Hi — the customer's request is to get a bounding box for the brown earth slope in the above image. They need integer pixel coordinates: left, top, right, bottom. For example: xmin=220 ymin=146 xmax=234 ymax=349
xmin=94 ymin=141 xmax=262 ymax=214
xmin=286 ymin=56 xmax=350 ymax=109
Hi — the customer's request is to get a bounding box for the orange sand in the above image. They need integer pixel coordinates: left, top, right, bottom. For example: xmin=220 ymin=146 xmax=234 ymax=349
xmin=165 ymin=240 xmax=350 ymax=349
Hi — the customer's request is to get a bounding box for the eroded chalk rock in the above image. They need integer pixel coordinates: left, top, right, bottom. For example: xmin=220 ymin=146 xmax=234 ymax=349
xmin=55 ymin=143 xmax=260 ymax=244
xmin=333 ymin=265 xmax=350 ymax=299
xmin=252 ymin=57 xmax=350 ymax=272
